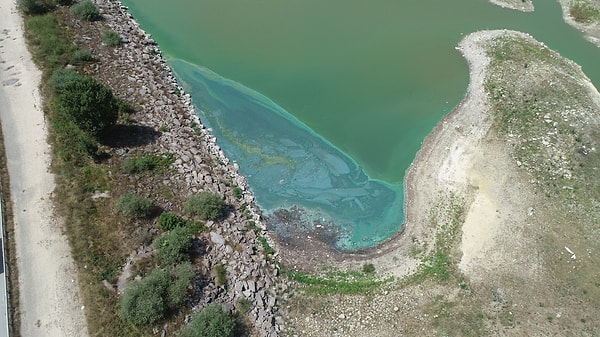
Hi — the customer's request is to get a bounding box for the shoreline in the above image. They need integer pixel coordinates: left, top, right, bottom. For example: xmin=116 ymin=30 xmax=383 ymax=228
xmin=557 ymin=0 xmax=600 ymax=47
xmin=105 ymin=0 xmax=600 ymax=270
xmin=274 ymin=30 xmax=509 ymax=274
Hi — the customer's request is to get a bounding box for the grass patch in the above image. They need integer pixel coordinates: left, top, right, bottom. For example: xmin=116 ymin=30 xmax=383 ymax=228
xmin=19 ymin=5 xmax=186 ymax=337
xmin=70 ymin=0 xmax=100 ymax=21
xmin=257 ymin=236 xmax=275 ymax=256
xmin=233 ymin=186 xmax=242 ymax=200
xmin=283 ymin=268 xmax=392 ymax=295
xmin=116 ymin=192 xmax=153 ymax=218
xmin=71 ymin=49 xmax=94 ymax=63
xmin=102 ymin=29 xmax=121 ymax=46
xmin=184 ymin=192 xmax=225 ymax=220
xmin=570 ymin=0 xmax=600 ymax=23
xmin=406 ymin=200 xmax=464 ymax=284
xmin=122 ymin=152 xmax=174 ymax=174
xmin=18 ymin=0 xmax=53 ymax=15
xmin=212 ymin=263 xmax=227 ymax=286
xmin=24 ymin=13 xmax=75 ymax=69
xmin=247 ymin=220 xmax=275 ymax=256
xmin=362 ymin=263 xmax=375 ymax=274
xmin=235 ymin=298 xmax=253 ymax=314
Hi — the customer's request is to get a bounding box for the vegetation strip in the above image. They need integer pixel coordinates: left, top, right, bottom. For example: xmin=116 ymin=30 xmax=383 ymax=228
xmin=0 ymin=120 xmax=20 ymax=336
xmin=17 ymin=0 xmax=280 ymax=336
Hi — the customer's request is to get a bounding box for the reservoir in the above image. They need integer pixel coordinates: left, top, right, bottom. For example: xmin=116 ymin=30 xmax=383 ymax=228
xmin=121 ymin=0 xmax=600 ymax=249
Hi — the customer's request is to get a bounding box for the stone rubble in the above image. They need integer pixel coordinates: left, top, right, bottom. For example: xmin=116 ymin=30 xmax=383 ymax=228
xmin=86 ymin=0 xmax=292 ymax=335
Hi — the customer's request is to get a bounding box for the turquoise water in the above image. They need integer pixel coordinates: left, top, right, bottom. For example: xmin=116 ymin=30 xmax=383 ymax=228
xmin=121 ymin=0 xmax=600 ymax=249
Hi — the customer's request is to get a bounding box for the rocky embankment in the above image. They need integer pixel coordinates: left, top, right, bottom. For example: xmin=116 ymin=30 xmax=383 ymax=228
xmin=82 ymin=0 xmax=286 ymax=335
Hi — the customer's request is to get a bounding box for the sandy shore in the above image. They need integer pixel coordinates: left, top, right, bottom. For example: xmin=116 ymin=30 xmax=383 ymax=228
xmin=0 ymin=1 xmax=89 ymax=336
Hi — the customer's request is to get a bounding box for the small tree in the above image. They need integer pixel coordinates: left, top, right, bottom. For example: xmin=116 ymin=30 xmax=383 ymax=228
xmin=184 ymin=192 xmax=225 ymax=220
xmin=70 ymin=0 xmax=100 ymax=21
xmin=152 ymin=227 xmax=192 ymax=266
xmin=178 ymin=304 xmax=235 ymax=337
xmin=116 ymin=192 xmax=152 ymax=218
xmin=55 ymin=75 xmax=118 ymax=137
xmin=157 ymin=212 xmax=186 ymax=231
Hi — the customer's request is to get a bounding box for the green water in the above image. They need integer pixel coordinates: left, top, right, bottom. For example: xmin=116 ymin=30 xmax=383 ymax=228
xmin=121 ymin=0 xmax=600 ymax=249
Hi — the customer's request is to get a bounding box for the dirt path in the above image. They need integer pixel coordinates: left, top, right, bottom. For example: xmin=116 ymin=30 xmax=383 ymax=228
xmin=0 ymin=1 xmax=89 ymax=336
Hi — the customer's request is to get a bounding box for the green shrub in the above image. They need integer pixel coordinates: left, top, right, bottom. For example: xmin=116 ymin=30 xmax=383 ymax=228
xmin=116 ymin=192 xmax=152 ymax=218
xmin=102 ymin=29 xmax=121 ymax=46
xmin=184 ymin=192 xmax=225 ymax=220
xmin=56 ymin=0 xmax=73 ymax=5
xmin=362 ymin=263 xmax=375 ymax=274
xmin=71 ymin=49 xmax=94 ymax=63
xmin=157 ymin=212 xmax=186 ymax=231
xmin=178 ymin=304 xmax=235 ymax=337
xmin=70 ymin=0 xmax=100 ymax=21
xmin=152 ymin=227 xmax=193 ymax=266
xmin=121 ymin=153 xmax=174 ymax=174
xmin=18 ymin=0 xmax=52 ymax=14
xmin=119 ymin=265 xmax=194 ymax=325
xmin=212 ymin=263 xmax=226 ymax=286
xmin=49 ymin=69 xmax=101 ymax=163
xmin=119 ymin=268 xmax=169 ymax=325
xmin=232 ymin=186 xmax=242 ymax=200
xmin=166 ymin=263 xmax=194 ymax=308
xmin=187 ymin=220 xmax=208 ymax=233
xmin=25 ymin=14 xmax=75 ymax=68
xmin=54 ymin=75 xmax=118 ymax=137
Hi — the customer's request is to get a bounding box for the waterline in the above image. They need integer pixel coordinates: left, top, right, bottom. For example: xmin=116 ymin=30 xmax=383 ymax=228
xmin=171 ymin=59 xmax=404 ymax=249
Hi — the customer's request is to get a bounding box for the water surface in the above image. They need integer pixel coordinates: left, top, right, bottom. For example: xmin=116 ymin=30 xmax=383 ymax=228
xmin=121 ymin=0 xmax=600 ymax=249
